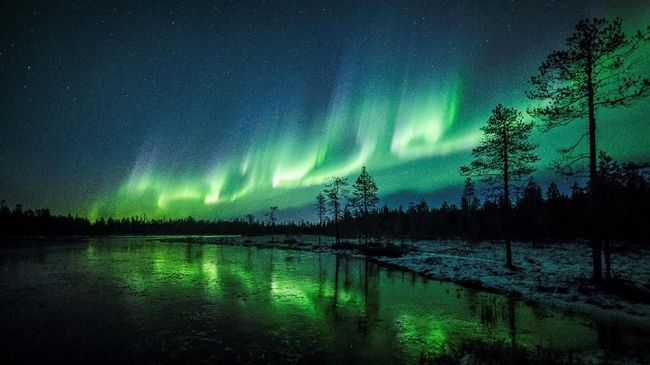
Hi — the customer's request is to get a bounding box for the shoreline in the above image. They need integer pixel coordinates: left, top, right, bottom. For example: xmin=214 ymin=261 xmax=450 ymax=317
xmin=148 ymin=234 xmax=650 ymax=332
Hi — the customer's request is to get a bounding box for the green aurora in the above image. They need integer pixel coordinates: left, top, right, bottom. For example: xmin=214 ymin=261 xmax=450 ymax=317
xmin=1 ymin=1 xmax=649 ymax=220
xmin=88 ymin=76 xmax=478 ymax=220
xmin=88 ymin=65 xmax=650 ymax=221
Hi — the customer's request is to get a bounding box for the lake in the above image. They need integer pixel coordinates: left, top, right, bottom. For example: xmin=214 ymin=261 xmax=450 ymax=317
xmin=0 ymin=236 xmax=647 ymax=364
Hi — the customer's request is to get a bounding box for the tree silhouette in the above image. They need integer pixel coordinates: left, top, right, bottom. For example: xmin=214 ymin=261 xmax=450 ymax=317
xmin=350 ymin=166 xmax=379 ymax=215
xmin=460 ymin=177 xmax=480 ymax=238
xmin=244 ymin=213 xmax=255 ymax=238
xmin=265 ymin=206 xmax=278 ymax=243
xmin=461 ymin=104 xmax=539 ymax=268
xmin=460 ymin=177 xmax=480 ymax=213
xmin=597 ymin=151 xmax=623 ymax=281
xmin=324 ymin=177 xmax=349 ymax=245
xmin=516 ymin=178 xmax=544 ymax=235
xmin=315 ymin=193 xmax=326 ymax=245
xmin=350 ymin=166 xmax=379 ymax=245
xmin=527 ymin=17 xmax=650 ymax=283
xmin=545 ymin=182 xmax=561 ymax=201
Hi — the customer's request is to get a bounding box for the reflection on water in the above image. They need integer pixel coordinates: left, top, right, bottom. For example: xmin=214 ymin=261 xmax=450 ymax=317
xmin=0 ymin=237 xmax=647 ymax=364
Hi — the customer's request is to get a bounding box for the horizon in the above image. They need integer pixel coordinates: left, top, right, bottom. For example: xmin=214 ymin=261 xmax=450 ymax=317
xmin=0 ymin=176 xmax=589 ymax=223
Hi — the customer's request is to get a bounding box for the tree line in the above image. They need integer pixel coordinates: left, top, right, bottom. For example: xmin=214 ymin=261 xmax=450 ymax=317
xmin=0 ymin=202 xmax=313 ymax=237
xmin=315 ymin=163 xmax=649 ymax=243
xmin=2 ymin=158 xmax=648 ymax=246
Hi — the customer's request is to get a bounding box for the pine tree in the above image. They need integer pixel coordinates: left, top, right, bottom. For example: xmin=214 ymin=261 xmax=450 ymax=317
xmin=545 ymin=182 xmax=561 ymax=201
xmin=323 ymin=177 xmax=349 ymax=245
xmin=527 ymin=18 xmax=650 ymax=283
xmin=460 ymin=177 xmax=480 ymax=238
xmin=350 ymin=166 xmax=379 ymax=245
xmin=315 ymin=193 xmax=326 ymax=245
xmin=460 ymin=177 xmax=480 ymax=213
xmin=265 ymin=206 xmax=278 ymax=243
xmin=350 ymin=166 xmax=379 ymax=215
xmin=461 ymin=104 xmax=539 ymax=268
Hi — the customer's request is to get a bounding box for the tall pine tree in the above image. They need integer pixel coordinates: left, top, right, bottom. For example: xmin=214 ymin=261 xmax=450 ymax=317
xmin=351 ymin=166 xmax=379 ymax=245
xmin=323 ymin=177 xmax=349 ymax=245
xmin=315 ymin=193 xmax=326 ymax=245
xmin=461 ymin=104 xmax=539 ymax=268
xmin=527 ymin=17 xmax=649 ymax=283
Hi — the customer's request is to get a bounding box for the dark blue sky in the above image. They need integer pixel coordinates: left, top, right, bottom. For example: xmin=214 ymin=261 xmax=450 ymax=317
xmin=1 ymin=0 xmax=649 ymax=220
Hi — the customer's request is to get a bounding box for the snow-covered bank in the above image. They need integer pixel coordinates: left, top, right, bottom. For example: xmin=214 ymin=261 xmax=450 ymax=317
xmin=376 ymin=240 xmax=650 ymax=330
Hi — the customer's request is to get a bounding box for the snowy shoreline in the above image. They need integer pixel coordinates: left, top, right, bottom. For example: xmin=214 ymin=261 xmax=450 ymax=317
xmin=375 ymin=239 xmax=650 ymax=331
xmin=154 ymin=234 xmax=650 ymax=330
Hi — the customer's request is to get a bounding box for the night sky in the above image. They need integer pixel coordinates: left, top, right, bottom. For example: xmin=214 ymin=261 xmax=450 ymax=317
xmin=1 ymin=0 xmax=649 ymax=221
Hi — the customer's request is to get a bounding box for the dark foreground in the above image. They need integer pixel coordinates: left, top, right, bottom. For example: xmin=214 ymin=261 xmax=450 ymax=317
xmin=0 ymin=237 xmax=648 ymax=364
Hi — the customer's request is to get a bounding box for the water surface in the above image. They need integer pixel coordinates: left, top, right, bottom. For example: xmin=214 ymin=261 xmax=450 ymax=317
xmin=0 ymin=237 xmax=646 ymax=364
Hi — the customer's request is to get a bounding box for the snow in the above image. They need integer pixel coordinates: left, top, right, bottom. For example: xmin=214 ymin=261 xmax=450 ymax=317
xmin=378 ymin=240 xmax=650 ymax=330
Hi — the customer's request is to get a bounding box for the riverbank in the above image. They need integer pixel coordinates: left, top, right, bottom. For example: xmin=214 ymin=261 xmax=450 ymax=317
xmin=380 ymin=240 xmax=650 ymax=331
xmin=155 ymin=234 xmax=650 ymax=331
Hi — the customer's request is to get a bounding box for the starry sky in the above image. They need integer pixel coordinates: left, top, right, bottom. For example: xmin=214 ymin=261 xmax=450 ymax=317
xmin=1 ymin=0 xmax=649 ymax=221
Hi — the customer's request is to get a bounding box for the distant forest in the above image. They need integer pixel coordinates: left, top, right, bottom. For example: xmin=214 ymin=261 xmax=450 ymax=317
xmin=1 ymin=157 xmax=648 ymax=243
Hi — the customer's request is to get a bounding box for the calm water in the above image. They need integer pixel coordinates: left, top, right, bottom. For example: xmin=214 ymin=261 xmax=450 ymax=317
xmin=0 ymin=237 xmax=647 ymax=364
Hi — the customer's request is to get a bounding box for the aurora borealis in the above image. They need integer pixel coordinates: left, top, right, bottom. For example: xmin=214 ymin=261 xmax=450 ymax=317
xmin=1 ymin=1 xmax=649 ymax=220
